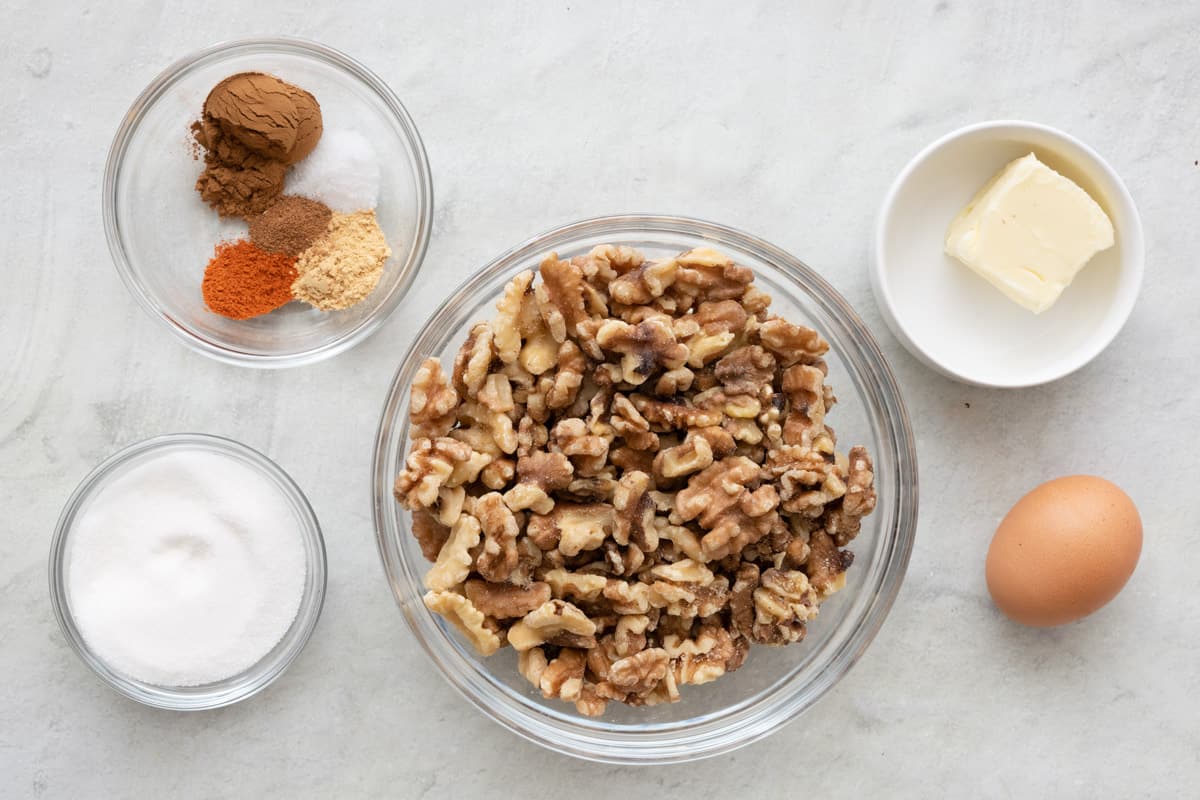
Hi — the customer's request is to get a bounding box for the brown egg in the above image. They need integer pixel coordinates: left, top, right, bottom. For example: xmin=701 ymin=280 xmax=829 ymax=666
xmin=986 ymin=475 xmax=1141 ymax=627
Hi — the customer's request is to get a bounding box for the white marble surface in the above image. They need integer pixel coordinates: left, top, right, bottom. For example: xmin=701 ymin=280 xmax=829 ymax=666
xmin=3 ymin=1 xmax=1198 ymax=796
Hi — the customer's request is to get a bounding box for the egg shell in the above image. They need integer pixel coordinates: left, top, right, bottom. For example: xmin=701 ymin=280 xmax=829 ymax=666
xmin=986 ymin=475 xmax=1141 ymax=627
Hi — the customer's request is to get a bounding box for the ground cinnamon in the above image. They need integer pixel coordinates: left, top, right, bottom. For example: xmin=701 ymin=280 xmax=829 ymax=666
xmin=191 ymin=72 xmax=322 ymax=218
xmin=202 ymin=240 xmax=298 ymax=320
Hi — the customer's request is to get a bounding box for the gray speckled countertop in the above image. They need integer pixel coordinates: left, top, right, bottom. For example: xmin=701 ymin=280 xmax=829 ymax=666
xmin=3 ymin=2 xmax=1198 ymax=796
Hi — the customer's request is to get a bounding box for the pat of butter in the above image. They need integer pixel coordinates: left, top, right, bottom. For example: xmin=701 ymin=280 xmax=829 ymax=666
xmin=944 ymin=153 xmax=1114 ymax=313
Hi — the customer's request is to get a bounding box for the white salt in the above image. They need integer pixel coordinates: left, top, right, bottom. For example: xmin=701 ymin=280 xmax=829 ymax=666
xmin=288 ymin=127 xmax=381 ymax=213
xmin=66 ymin=449 xmax=307 ymax=687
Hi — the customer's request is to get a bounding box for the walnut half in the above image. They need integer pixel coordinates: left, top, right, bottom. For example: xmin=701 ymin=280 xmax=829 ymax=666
xmin=424 ymin=591 xmax=501 ymax=656
xmin=507 ymin=599 xmax=598 ymax=651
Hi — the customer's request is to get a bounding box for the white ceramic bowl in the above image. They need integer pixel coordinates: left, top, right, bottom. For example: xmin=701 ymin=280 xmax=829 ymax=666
xmin=872 ymin=120 xmax=1143 ymax=387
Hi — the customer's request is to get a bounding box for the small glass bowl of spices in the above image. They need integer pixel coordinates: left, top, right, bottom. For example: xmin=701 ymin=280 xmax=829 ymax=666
xmin=49 ymin=434 xmax=326 ymax=709
xmin=103 ymin=37 xmax=432 ymax=367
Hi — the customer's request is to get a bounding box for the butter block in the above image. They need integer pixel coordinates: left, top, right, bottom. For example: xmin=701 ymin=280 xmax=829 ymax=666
xmin=944 ymin=153 xmax=1115 ymax=313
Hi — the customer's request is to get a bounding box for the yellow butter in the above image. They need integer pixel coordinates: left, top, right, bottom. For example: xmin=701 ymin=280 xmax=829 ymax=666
xmin=944 ymin=153 xmax=1114 ymax=313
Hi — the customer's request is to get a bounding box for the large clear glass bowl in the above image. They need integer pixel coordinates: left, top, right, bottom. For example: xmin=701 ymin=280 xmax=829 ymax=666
xmin=49 ymin=433 xmax=327 ymax=710
xmin=103 ymin=37 xmax=433 ymax=367
xmin=372 ymin=215 xmax=918 ymax=763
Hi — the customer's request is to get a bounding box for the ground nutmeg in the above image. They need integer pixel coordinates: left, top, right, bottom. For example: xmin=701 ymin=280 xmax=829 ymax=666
xmin=202 ymin=240 xmax=299 ymax=320
xmin=248 ymin=195 xmax=332 ymax=257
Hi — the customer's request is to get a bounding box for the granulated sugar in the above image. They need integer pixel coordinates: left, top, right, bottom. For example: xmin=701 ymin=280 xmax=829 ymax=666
xmin=287 ymin=127 xmax=380 ymax=213
xmin=66 ymin=449 xmax=306 ymax=686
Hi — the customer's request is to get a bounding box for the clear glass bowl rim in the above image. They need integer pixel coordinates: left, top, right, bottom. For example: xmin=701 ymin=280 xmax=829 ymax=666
xmin=372 ymin=214 xmax=919 ymax=764
xmin=101 ymin=35 xmax=434 ymax=368
xmin=49 ymin=433 xmax=328 ymax=710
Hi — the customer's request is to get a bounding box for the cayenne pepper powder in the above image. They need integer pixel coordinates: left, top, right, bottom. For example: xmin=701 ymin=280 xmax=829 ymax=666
xmin=202 ymin=240 xmax=298 ymax=320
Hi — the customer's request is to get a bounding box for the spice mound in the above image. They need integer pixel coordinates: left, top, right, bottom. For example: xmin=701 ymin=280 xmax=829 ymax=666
xmin=287 ymin=128 xmax=381 ymax=213
xmin=204 ymin=72 xmax=322 ymax=164
xmin=190 ymin=71 xmax=393 ymax=320
xmin=393 ymin=244 xmax=878 ymax=716
xmin=293 ymin=210 xmax=391 ymax=310
xmin=202 ymin=240 xmax=297 ymax=320
xmin=249 ymin=195 xmax=332 ymax=257
xmin=192 ymin=72 xmax=321 ymax=218
xmin=65 ymin=447 xmax=307 ymax=687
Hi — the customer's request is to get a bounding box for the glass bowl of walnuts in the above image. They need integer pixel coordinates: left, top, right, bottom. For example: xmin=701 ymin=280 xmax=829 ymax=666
xmin=373 ymin=214 xmax=918 ymax=764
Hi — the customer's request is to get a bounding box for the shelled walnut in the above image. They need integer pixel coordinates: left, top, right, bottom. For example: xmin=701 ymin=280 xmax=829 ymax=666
xmin=395 ymin=244 xmax=876 ymax=716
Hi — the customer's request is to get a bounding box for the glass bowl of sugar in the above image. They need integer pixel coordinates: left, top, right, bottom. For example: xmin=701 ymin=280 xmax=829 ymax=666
xmin=48 ymin=434 xmax=327 ymax=710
